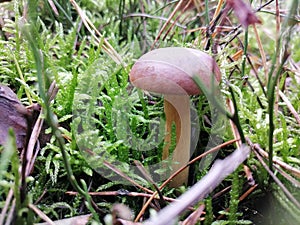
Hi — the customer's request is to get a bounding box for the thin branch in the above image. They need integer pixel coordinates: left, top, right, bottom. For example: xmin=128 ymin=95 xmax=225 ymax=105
xmin=135 ymin=139 xmax=239 ymax=221
xmin=28 ymin=204 xmax=55 ymax=225
xmin=0 ymin=189 xmax=14 ymax=225
xmin=103 ymin=161 xmax=154 ymax=194
xmin=279 ymin=89 xmax=300 ymax=126
xmin=144 ymin=145 xmax=250 ymax=225
xmin=252 ymin=24 xmax=268 ymax=82
xmin=250 ymin=142 xmax=300 ymax=179
xmin=151 ymin=0 xmax=185 ymax=49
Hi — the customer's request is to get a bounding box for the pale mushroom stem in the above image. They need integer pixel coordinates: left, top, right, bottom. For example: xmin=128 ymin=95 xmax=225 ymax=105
xmin=163 ymin=95 xmax=191 ymax=187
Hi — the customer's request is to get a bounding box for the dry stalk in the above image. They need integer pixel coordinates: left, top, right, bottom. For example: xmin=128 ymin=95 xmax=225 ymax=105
xmin=151 ymin=0 xmax=185 ymax=48
xmin=0 ymin=189 xmax=14 ymax=224
xmin=70 ymin=0 xmax=124 ymax=66
xmin=279 ymin=89 xmax=300 ymax=126
xmin=28 ymin=203 xmax=55 ymax=225
xmin=217 ymin=184 xmax=258 ymax=220
xmin=247 ymin=137 xmax=300 ymax=209
xmin=144 ymin=145 xmax=250 ymax=225
xmin=249 ymin=141 xmax=300 ymax=179
xmin=252 ymin=24 xmax=268 ymax=81
xmin=182 ymin=204 xmax=205 ymax=225
xmin=134 ymin=139 xmax=239 ymax=221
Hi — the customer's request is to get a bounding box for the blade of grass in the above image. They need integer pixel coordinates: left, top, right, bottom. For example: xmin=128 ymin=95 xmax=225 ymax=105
xmin=21 ymin=22 xmax=102 ymax=223
xmin=193 ymin=75 xmax=246 ymax=143
xmin=266 ymin=0 xmax=298 ymax=172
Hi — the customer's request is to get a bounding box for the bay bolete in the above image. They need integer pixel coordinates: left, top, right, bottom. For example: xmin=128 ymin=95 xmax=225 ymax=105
xmin=129 ymin=47 xmax=221 ymax=187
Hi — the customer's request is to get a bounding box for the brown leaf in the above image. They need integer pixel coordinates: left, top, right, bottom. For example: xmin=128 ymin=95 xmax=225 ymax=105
xmin=227 ymin=0 xmax=261 ymax=27
xmin=0 ymin=84 xmax=28 ymax=149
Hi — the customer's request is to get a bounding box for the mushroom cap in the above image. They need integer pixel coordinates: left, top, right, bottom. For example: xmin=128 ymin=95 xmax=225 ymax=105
xmin=129 ymin=47 xmax=221 ymax=95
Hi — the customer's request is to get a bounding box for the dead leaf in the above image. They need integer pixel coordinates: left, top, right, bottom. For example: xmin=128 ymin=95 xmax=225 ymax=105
xmin=0 ymin=84 xmax=28 ymax=149
xmin=227 ymin=0 xmax=261 ymax=27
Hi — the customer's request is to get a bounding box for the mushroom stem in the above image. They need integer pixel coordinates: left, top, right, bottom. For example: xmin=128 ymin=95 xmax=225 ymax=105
xmin=163 ymin=95 xmax=191 ymax=187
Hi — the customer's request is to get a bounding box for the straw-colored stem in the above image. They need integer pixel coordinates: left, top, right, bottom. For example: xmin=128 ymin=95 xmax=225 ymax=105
xmin=163 ymin=95 xmax=191 ymax=187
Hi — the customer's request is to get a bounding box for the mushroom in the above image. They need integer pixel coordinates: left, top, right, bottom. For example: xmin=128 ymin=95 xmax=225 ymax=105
xmin=129 ymin=47 xmax=221 ymax=187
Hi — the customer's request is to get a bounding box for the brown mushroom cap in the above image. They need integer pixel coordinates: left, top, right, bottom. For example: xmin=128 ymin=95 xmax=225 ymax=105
xmin=129 ymin=47 xmax=221 ymax=95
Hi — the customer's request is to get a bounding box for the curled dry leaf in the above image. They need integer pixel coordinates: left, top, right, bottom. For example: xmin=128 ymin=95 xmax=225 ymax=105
xmin=226 ymin=0 xmax=261 ymax=27
xmin=0 ymin=84 xmax=29 ymax=149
